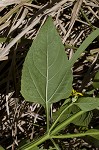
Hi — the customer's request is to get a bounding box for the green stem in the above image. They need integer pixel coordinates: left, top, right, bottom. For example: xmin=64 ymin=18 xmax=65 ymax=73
xmin=46 ymin=102 xmax=50 ymax=132
xmin=50 ymin=138 xmax=60 ymax=150
xmin=51 ymin=110 xmax=84 ymax=135
xmin=19 ymin=133 xmax=49 ymax=150
xmin=51 ymin=132 xmax=99 ymax=139
xmin=49 ymin=103 xmax=73 ymax=132
xmin=19 ymin=111 xmax=85 ymax=150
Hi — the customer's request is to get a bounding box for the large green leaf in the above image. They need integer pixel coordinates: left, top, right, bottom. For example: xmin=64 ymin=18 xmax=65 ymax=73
xmin=93 ymin=71 xmax=99 ymax=89
xmin=21 ymin=17 xmax=73 ymax=107
xmin=75 ymin=97 xmax=99 ymax=111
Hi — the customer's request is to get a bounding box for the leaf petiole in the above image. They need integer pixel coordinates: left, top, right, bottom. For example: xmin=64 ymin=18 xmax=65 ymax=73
xmin=50 ymin=110 xmax=85 ymax=135
xmin=49 ymin=103 xmax=73 ymax=132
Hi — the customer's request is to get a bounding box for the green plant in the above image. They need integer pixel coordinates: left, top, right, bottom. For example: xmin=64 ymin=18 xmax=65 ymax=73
xmin=20 ymin=17 xmax=99 ymax=150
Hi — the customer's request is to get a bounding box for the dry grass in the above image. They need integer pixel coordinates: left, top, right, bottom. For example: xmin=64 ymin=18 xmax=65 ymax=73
xmin=0 ymin=0 xmax=99 ymax=149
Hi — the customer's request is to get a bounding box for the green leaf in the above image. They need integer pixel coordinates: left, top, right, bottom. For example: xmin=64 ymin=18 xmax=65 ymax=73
xmin=72 ymin=111 xmax=93 ymax=127
xmin=21 ymin=17 xmax=73 ymax=107
xmin=75 ymin=97 xmax=99 ymax=111
xmin=69 ymin=105 xmax=92 ymax=127
xmin=93 ymin=71 xmax=99 ymax=89
xmin=53 ymin=104 xmax=72 ymax=123
xmin=52 ymin=104 xmax=78 ymax=123
xmin=53 ymin=103 xmax=92 ymax=127
xmin=86 ymin=129 xmax=99 ymax=140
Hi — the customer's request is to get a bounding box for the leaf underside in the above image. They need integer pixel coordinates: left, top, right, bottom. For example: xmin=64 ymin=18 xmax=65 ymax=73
xmin=21 ymin=17 xmax=73 ymax=107
xmin=53 ymin=103 xmax=92 ymax=127
xmin=72 ymin=111 xmax=93 ymax=127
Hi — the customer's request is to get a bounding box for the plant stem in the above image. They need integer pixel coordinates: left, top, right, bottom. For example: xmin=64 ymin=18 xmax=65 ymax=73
xmin=46 ymin=102 xmax=50 ymax=132
xmin=19 ymin=133 xmax=49 ymax=150
xmin=51 ymin=132 xmax=99 ymax=139
xmin=19 ymin=111 xmax=85 ymax=150
xmin=50 ymin=138 xmax=60 ymax=150
xmin=50 ymin=110 xmax=85 ymax=135
xmin=49 ymin=103 xmax=73 ymax=132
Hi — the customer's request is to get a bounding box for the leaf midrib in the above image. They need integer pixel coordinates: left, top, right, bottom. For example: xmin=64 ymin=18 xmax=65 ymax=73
xmin=46 ymin=27 xmax=49 ymax=105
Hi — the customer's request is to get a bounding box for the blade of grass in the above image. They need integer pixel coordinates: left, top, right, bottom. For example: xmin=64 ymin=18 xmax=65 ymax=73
xmin=69 ymin=28 xmax=99 ymax=67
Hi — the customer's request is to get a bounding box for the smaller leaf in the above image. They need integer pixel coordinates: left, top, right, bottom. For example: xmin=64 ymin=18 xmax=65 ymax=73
xmin=75 ymin=97 xmax=99 ymax=111
xmin=72 ymin=111 xmax=93 ymax=127
xmin=93 ymin=71 xmax=99 ymax=89
xmin=53 ymin=104 xmax=71 ymax=123
xmin=53 ymin=104 xmax=80 ymax=124
xmin=86 ymin=129 xmax=99 ymax=140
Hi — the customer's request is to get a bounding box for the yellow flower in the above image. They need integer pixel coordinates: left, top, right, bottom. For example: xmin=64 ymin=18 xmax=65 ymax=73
xmin=72 ymin=89 xmax=83 ymax=97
